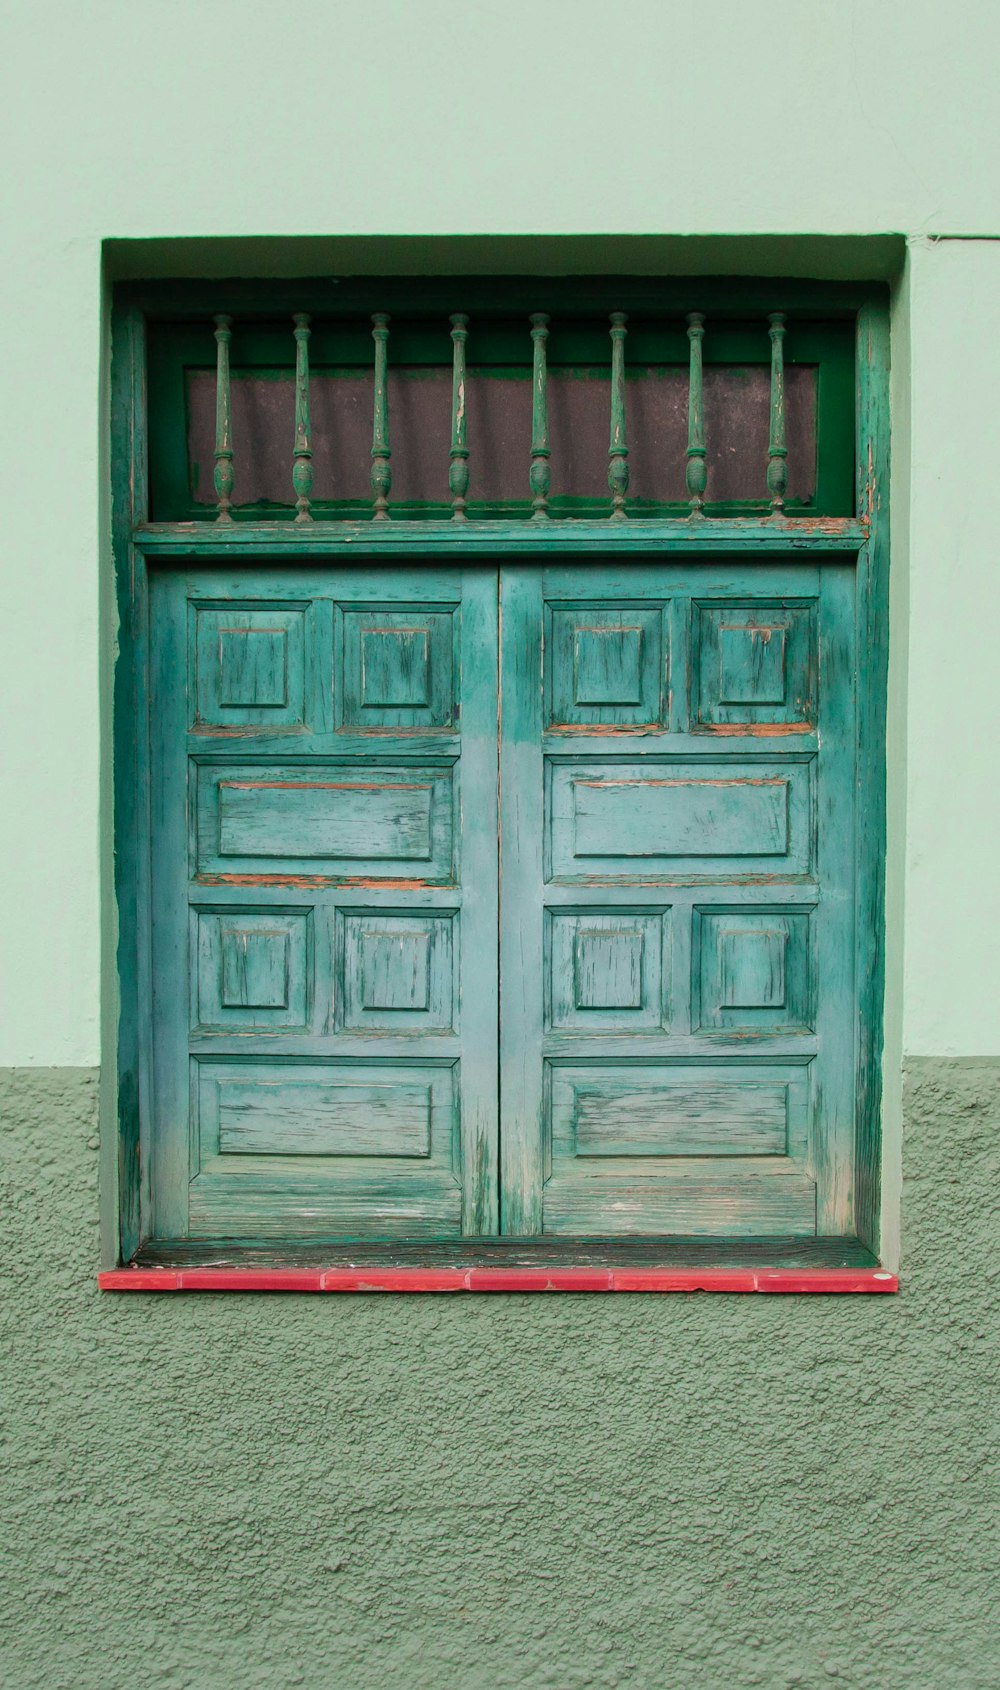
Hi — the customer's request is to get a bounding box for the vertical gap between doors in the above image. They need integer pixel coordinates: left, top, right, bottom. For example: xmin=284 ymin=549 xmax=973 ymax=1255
xmin=495 ymin=567 xmax=503 ymax=1235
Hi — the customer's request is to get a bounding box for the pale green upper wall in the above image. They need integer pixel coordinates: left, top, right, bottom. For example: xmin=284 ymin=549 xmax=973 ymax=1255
xmin=3 ymin=0 xmax=1000 ymax=237
xmin=0 ymin=0 xmax=998 ymax=1063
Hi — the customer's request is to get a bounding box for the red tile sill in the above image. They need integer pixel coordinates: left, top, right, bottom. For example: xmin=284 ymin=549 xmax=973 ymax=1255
xmin=99 ymin=1266 xmax=898 ymax=1295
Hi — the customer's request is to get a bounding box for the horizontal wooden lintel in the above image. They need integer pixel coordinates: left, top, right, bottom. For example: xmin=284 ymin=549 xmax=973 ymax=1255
xmin=99 ymin=1266 xmax=897 ymax=1294
xmin=135 ymin=516 xmax=867 ymax=559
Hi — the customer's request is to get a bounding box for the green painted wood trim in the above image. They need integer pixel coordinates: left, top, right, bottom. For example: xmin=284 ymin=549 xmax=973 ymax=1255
xmin=110 ymin=300 xmax=149 ymax=1263
xmin=529 ymin=313 xmax=551 ymax=520
xmin=291 ymin=312 xmax=314 ymax=522
xmin=212 ymin=314 xmax=235 ymax=521
xmin=145 ymin=311 xmax=856 ymax=522
xmin=854 ymin=301 xmax=891 ymax=1256
xmin=134 ymin=517 xmax=867 ymax=557
xmin=370 ymin=312 xmax=391 ymax=519
xmin=118 ymin=275 xmax=890 ymax=320
xmin=607 ymin=312 xmax=629 ymax=521
xmin=110 ymin=280 xmax=890 ymax=1266
xmin=685 ymin=312 xmax=707 ymax=515
xmin=767 ymin=312 xmax=788 ymax=513
xmin=448 ymin=313 xmax=470 ymax=521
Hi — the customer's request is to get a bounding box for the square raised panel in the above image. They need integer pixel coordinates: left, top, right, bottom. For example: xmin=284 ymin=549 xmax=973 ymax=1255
xmin=339 ymin=606 xmax=457 ymax=731
xmin=547 ymin=603 xmax=667 ymax=729
xmin=691 ymin=602 xmax=815 ymax=732
xmin=194 ymin=909 xmax=311 ymax=1033
xmin=191 ymin=605 xmax=308 ymax=732
xmin=694 ymin=907 xmax=813 ymax=1033
xmin=548 ymin=909 xmax=669 ymax=1031
xmin=340 ymin=912 xmax=456 ymax=1032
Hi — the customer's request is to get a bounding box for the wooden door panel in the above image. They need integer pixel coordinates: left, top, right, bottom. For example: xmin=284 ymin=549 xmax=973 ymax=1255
xmin=500 ymin=562 xmax=856 ymax=1240
xmin=150 ymin=566 xmax=498 ymax=1242
xmin=194 ymin=761 xmax=455 ymax=881
xmin=547 ymin=758 xmax=812 ymax=880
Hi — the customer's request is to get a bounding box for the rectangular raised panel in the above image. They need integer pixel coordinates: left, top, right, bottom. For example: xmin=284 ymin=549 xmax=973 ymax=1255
xmin=194 ymin=909 xmax=310 ymax=1032
xmin=692 ymin=602 xmax=815 ymax=732
xmin=192 ymin=605 xmax=308 ymax=731
xmin=195 ymin=763 xmax=455 ymax=883
xmin=196 ymin=1060 xmax=457 ymax=1161
xmin=694 ymin=907 xmax=813 ymax=1033
xmin=551 ymin=1064 xmax=790 ymax=1157
xmin=548 ymin=761 xmax=810 ymax=880
xmin=573 ymin=776 xmax=788 ymax=856
xmin=340 ymin=606 xmax=457 ymax=731
xmin=548 ymin=909 xmax=668 ymax=1031
xmin=217 ymin=1077 xmax=432 ymax=1157
xmin=218 ymin=779 xmax=431 ymax=860
xmin=547 ymin=603 xmax=666 ymax=728
xmin=340 ymin=912 xmax=457 ymax=1031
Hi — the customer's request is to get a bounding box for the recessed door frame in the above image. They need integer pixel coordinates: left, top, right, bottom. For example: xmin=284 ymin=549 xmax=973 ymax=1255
xmin=109 ymin=296 xmax=888 ymax=1266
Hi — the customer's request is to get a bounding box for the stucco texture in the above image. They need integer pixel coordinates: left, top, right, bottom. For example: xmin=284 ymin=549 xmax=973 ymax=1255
xmin=1 ymin=1062 xmax=998 ymax=1690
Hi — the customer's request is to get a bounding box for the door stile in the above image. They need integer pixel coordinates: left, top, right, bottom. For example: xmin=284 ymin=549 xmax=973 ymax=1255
xmin=498 ymin=568 xmax=546 ymax=1233
xmin=148 ymin=570 xmax=196 ymax=1240
xmin=809 ymin=564 xmax=858 ymax=1234
xmin=458 ymin=566 xmax=501 ymax=1234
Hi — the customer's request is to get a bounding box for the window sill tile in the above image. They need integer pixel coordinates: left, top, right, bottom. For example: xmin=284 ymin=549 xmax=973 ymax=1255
xmin=98 ymin=1266 xmax=898 ymax=1295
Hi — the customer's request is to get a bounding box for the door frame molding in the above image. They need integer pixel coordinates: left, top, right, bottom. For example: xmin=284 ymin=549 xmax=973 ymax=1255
xmin=109 ymin=292 xmax=889 ymax=1267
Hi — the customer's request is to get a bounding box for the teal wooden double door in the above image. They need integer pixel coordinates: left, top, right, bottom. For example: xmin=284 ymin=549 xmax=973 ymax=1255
xmin=148 ymin=560 xmax=857 ymax=1243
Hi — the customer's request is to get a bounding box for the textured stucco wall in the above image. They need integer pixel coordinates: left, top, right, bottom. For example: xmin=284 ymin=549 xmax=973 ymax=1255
xmin=2 ymin=1063 xmax=997 ymax=1690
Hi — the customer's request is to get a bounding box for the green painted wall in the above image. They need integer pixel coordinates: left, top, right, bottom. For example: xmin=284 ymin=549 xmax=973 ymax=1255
xmin=3 ymin=1063 xmax=998 ymax=1690
xmin=1 ymin=0 xmax=1000 ymax=1067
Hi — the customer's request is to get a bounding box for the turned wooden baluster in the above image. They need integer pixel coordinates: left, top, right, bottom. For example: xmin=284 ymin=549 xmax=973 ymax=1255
xmin=213 ymin=314 xmax=235 ymax=521
xmin=449 ymin=313 xmax=470 ymax=520
xmin=370 ymin=312 xmax=392 ymax=520
xmin=292 ymin=312 xmax=313 ymax=522
xmin=529 ymin=312 xmax=551 ymax=520
xmin=685 ymin=312 xmax=707 ymax=516
xmin=767 ymin=312 xmax=788 ymax=514
xmin=608 ymin=311 xmax=629 ymax=520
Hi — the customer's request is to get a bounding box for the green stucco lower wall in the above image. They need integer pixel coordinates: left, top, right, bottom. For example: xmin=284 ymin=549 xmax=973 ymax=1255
xmin=2 ymin=1063 xmax=998 ymax=1690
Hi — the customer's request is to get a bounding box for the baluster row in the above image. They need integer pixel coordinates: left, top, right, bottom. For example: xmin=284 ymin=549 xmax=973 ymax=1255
xmin=212 ymin=309 xmax=793 ymax=521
